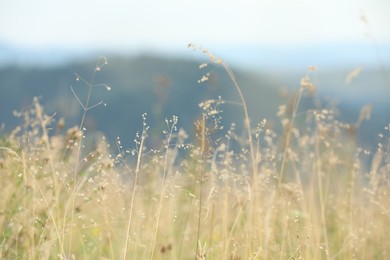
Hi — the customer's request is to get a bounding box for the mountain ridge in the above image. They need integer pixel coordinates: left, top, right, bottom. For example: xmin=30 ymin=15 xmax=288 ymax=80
xmin=0 ymin=54 xmax=388 ymax=150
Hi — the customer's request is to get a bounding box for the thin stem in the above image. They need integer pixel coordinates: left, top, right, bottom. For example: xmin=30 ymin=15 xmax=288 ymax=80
xmin=195 ymin=113 xmax=206 ymax=259
xmin=221 ymin=63 xmax=257 ymax=178
xmin=315 ymin=127 xmax=330 ymax=259
xmin=65 ymin=57 xmax=106 ymax=256
xmin=220 ymin=62 xmax=258 ymax=254
xmin=122 ymin=130 xmax=146 ymax=260
xmin=279 ymin=87 xmax=304 ymax=188
xmin=150 ymin=118 xmax=176 ymax=259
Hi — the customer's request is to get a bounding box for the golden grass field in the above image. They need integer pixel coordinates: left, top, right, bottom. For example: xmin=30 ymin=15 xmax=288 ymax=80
xmin=0 ymin=50 xmax=389 ymax=259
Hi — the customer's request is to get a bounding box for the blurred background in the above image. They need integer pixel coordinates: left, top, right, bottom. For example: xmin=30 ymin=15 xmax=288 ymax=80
xmin=0 ymin=0 xmax=389 ymax=149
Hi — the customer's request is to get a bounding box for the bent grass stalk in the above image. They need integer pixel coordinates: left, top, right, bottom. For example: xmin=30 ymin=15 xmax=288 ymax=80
xmin=190 ymin=45 xmax=261 ymax=253
xmin=279 ymin=74 xmax=316 ymax=188
xmin=279 ymin=87 xmax=304 ymax=187
xmin=189 ymin=43 xmax=257 ymax=178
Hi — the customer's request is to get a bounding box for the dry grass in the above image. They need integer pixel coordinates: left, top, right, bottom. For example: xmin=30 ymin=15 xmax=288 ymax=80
xmin=0 ymin=53 xmax=389 ymax=260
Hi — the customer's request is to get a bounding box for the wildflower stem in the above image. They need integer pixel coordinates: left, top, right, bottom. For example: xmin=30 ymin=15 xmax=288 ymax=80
xmin=123 ymin=128 xmax=146 ymax=260
xmin=279 ymin=87 xmax=304 ymax=188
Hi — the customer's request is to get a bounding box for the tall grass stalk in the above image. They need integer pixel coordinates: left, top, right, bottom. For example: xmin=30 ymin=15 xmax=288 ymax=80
xmin=314 ymin=121 xmax=330 ymax=259
xmin=32 ymin=101 xmax=66 ymax=257
xmin=150 ymin=116 xmax=178 ymax=259
xmin=279 ymin=87 xmax=304 ymax=187
xmin=65 ymin=56 xmax=109 ymax=256
xmin=122 ymin=120 xmax=147 ymax=260
xmin=194 ymin=113 xmax=207 ymax=259
xmin=189 ymin=44 xmax=261 ymax=254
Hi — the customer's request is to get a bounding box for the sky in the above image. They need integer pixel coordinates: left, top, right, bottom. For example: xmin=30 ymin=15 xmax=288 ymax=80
xmin=0 ymin=0 xmax=389 ymax=131
xmin=0 ymin=0 xmax=389 ymax=67
xmin=1 ymin=0 xmax=390 ymax=48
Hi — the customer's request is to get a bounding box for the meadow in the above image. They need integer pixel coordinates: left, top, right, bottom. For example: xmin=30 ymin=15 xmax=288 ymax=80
xmin=0 ymin=48 xmax=389 ymax=259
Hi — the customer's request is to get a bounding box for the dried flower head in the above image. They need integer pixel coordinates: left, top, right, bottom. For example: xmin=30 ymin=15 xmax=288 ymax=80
xmin=345 ymin=66 xmax=363 ymax=84
xmin=300 ymin=76 xmax=316 ymax=93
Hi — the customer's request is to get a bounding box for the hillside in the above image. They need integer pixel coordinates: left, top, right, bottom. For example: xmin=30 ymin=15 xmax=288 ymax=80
xmin=0 ymin=55 xmax=281 ymax=146
xmin=0 ymin=55 xmax=388 ymax=149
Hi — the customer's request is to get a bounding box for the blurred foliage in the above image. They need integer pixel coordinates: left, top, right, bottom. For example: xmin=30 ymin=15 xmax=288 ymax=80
xmin=0 ymin=55 xmax=281 ymax=147
xmin=0 ymin=55 xmax=387 ymax=149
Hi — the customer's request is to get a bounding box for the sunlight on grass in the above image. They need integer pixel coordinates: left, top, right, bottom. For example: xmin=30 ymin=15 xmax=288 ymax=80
xmin=0 ymin=52 xmax=389 ymax=260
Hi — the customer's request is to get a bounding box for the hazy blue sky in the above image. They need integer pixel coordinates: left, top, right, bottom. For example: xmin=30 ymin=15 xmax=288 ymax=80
xmin=1 ymin=0 xmax=389 ymax=51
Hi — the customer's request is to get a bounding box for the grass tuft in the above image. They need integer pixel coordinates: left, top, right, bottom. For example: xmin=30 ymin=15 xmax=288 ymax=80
xmin=0 ymin=54 xmax=389 ymax=259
